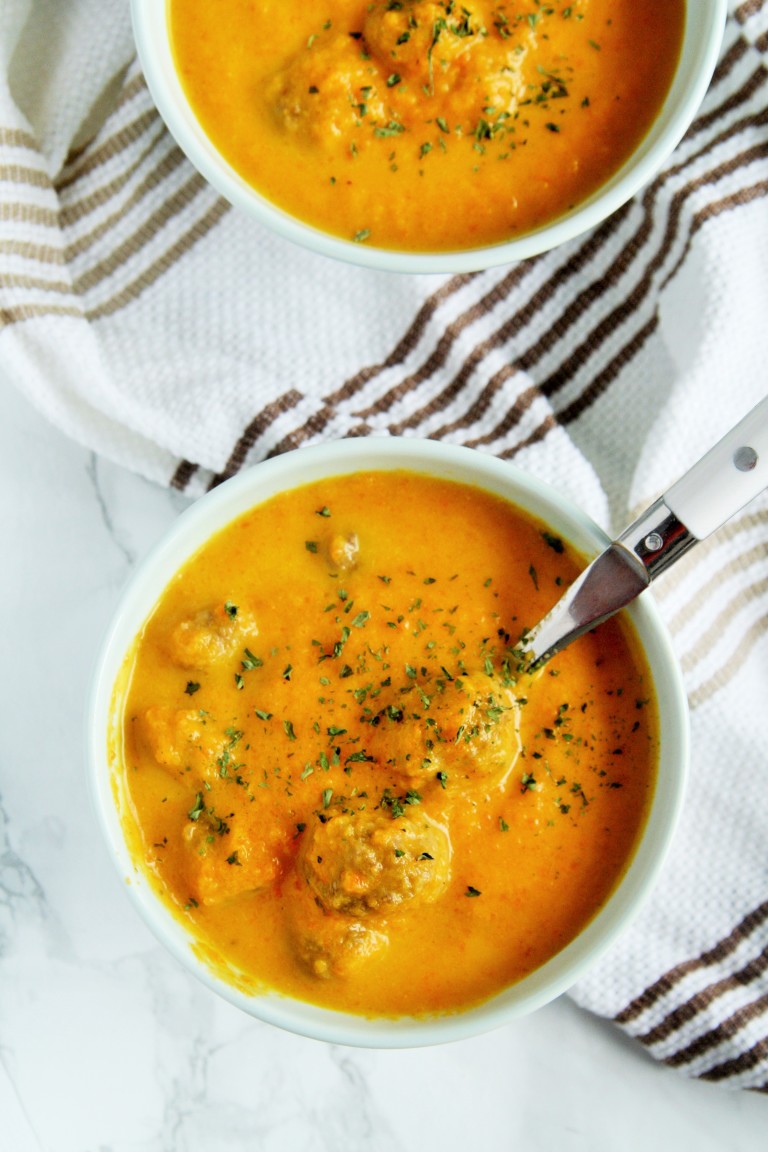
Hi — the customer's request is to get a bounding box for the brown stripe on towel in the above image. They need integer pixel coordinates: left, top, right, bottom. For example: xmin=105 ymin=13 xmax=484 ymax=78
xmin=68 ymin=165 xmax=214 ymax=280
xmin=538 ymin=150 xmax=768 ymax=406
xmin=379 ymin=221 xmax=627 ymax=434
xmin=0 ymin=164 xmax=53 ymax=190
xmin=425 ymin=366 xmax=529 ymax=442
xmin=498 ymin=410 xmax=560 ymax=458
xmin=689 ymin=611 xmax=768 ymax=710
xmin=224 ymin=272 xmax=499 ymax=462
xmin=0 ymin=126 xmax=37 ymax=151
xmin=0 ymin=238 xmax=68 ymax=265
xmin=552 ymin=316 xmax=660 ymax=426
xmin=59 ymin=123 xmax=176 ymax=228
xmin=461 ymin=382 xmax=540 ymax=449
xmin=0 ymin=271 xmax=72 ymax=294
xmin=209 ymin=391 xmax=308 ymax=486
xmin=56 ymin=71 xmax=154 ymax=189
xmin=0 ymin=199 xmax=59 ymax=228
xmin=699 ymin=1035 xmax=768 ymax=1086
xmin=346 ymin=264 xmax=536 ymax=421
xmin=660 ymin=174 xmax=768 ymax=293
xmin=56 ymin=108 xmax=162 ymax=196
xmin=261 ymin=404 xmax=346 ymax=462
xmin=664 ymin=995 xmax=768 ymax=1070
xmin=709 ymin=29 xmax=750 ymax=89
xmin=170 ymin=460 xmax=199 ymax=492
xmin=706 ymin=48 xmax=766 ymax=127
xmin=662 ymin=526 xmax=768 ymax=634
xmin=324 ymin=272 xmax=480 ymax=405
xmin=0 ymin=303 xmax=83 ymax=331
xmin=635 ymin=946 xmax=768 ymax=1048
xmin=205 ymin=143 xmax=767 ymax=483
xmin=735 ymin=0 xmax=768 ymax=24
xmin=87 ymin=196 xmax=230 ymax=318
xmin=680 ymin=569 xmax=768 ymax=676
xmin=615 ymin=901 xmax=768 ymax=1025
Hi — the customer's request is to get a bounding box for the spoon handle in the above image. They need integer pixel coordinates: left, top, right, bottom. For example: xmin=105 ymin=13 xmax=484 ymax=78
xmin=616 ymin=393 xmax=768 ymax=582
xmin=522 ymin=394 xmax=768 ymax=668
xmin=664 ymin=393 xmax=768 ymax=541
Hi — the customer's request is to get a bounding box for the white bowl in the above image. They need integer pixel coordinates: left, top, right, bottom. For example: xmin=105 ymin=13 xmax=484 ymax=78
xmin=131 ymin=0 xmax=726 ymax=273
xmin=88 ymin=437 xmax=689 ymax=1047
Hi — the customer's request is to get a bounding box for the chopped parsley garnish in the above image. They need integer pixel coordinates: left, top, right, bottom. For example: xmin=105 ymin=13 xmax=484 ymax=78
xmin=542 ymin=532 xmax=565 ymax=553
xmin=380 ymin=788 xmax=422 ymax=818
xmin=241 ymin=648 xmax=262 ymax=670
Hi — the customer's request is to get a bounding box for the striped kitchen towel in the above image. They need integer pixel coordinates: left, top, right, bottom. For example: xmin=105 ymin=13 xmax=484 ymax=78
xmin=1 ymin=0 xmax=767 ymax=1088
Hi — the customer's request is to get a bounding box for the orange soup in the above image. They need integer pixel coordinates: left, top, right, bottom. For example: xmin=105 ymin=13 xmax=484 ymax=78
xmin=114 ymin=471 xmax=658 ymax=1018
xmin=168 ymin=0 xmax=685 ymax=251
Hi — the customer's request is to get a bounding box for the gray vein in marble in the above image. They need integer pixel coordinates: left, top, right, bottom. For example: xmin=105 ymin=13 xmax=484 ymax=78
xmin=323 ymin=1047 xmax=401 ymax=1152
xmin=85 ymin=453 xmax=136 ymax=570
xmin=0 ymin=1045 xmax=44 ymax=1152
xmin=162 ymin=1029 xmax=214 ymax=1152
xmin=0 ymin=788 xmax=49 ymax=953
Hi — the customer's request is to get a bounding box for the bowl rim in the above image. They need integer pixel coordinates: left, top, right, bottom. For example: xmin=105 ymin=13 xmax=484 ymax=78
xmin=87 ymin=437 xmax=689 ymax=1048
xmin=130 ymin=0 xmax=727 ymax=273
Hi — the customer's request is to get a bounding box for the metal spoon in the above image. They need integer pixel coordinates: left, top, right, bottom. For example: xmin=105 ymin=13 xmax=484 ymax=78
xmin=521 ymin=394 xmax=768 ymax=670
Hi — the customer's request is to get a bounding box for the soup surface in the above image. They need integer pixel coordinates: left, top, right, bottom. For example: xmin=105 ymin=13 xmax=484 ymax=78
xmin=169 ymin=0 xmax=685 ymax=251
xmin=115 ymin=471 xmax=658 ymax=1018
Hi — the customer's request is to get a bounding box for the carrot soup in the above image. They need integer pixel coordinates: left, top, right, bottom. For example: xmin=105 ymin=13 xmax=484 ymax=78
xmin=168 ymin=0 xmax=685 ymax=251
xmin=113 ymin=471 xmax=658 ymax=1017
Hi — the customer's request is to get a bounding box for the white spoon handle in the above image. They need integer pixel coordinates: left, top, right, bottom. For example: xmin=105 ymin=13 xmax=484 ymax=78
xmin=664 ymin=394 xmax=768 ymax=541
xmin=523 ymin=395 xmax=768 ymax=668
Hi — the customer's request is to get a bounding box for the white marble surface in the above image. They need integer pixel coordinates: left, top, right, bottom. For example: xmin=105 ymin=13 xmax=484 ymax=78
xmin=1 ymin=381 xmax=765 ymax=1152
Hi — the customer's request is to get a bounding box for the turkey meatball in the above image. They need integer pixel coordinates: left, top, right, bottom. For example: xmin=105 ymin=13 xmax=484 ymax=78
xmin=300 ymin=807 xmax=451 ymax=916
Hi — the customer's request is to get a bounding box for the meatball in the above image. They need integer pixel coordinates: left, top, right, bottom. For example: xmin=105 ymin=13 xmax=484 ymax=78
xmin=300 ymin=808 xmax=451 ymax=916
xmin=436 ymin=677 xmax=521 ymax=786
xmin=138 ymin=706 xmax=225 ymax=778
xmin=166 ymin=602 xmax=258 ymax=669
xmin=182 ymin=790 xmax=290 ymax=906
xmin=362 ymin=2 xmax=531 ymax=133
xmin=363 ymin=674 xmax=520 ymax=788
xmin=268 ymin=34 xmax=385 ymax=147
xmin=363 ymin=1 xmax=481 ymax=87
xmin=287 ymin=887 xmax=389 ymax=980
